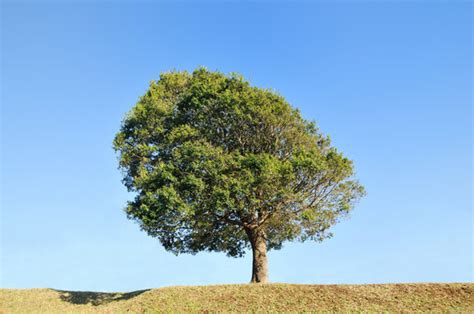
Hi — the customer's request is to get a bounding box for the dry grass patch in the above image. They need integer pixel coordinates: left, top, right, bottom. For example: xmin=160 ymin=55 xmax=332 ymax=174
xmin=1 ymin=283 xmax=473 ymax=313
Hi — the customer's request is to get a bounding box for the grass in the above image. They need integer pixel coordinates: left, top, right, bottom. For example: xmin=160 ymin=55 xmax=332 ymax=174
xmin=1 ymin=283 xmax=473 ymax=313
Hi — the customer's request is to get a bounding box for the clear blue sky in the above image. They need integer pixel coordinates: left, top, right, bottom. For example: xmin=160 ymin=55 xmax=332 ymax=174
xmin=1 ymin=1 xmax=472 ymax=292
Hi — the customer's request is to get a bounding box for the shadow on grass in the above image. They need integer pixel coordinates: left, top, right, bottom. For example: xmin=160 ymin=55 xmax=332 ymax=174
xmin=56 ymin=289 xmax=150 ymax=306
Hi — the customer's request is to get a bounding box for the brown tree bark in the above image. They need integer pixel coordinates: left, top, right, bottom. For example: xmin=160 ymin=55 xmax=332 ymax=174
xmin=246 ymin=228 xmax=268 ymax=283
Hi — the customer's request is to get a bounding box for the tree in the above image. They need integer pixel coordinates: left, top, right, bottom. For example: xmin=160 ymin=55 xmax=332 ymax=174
xmin=113 ymin=68 xmax=365 ymax=283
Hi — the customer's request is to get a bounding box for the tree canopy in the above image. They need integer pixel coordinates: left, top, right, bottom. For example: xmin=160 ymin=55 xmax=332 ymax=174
xmin=113 ymin=68 xmax=365 ymax=282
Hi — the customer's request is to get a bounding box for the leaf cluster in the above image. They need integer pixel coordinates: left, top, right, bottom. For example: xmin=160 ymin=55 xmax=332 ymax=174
xmin=114 ymin=68 xmax=365 ymax=257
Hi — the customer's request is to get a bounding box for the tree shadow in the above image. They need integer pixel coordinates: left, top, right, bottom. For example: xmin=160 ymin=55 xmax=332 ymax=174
xmin=56 ymin=289 xmax=150 ymax=306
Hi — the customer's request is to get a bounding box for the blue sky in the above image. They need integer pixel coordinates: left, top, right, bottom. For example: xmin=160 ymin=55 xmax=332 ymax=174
xmin=1 ymin=1 xmax=472 ymax=292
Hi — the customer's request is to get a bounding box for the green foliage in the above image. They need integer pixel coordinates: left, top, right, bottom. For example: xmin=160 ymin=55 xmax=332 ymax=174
xmin=113 ymin=68 xmax=365 ymax=257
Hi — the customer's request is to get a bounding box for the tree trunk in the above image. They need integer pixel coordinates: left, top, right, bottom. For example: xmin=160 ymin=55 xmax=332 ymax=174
xmin=246 ymin=228 xmax=268 ymax=283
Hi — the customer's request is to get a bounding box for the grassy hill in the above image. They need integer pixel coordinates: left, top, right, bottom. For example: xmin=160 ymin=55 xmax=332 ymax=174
xmin=1 ymin=283 xmax=473 ymax=313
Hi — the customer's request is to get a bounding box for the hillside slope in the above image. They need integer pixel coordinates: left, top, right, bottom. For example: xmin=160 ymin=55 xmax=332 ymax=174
xmin=1 ymin=283 xmax=473 ymax=313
